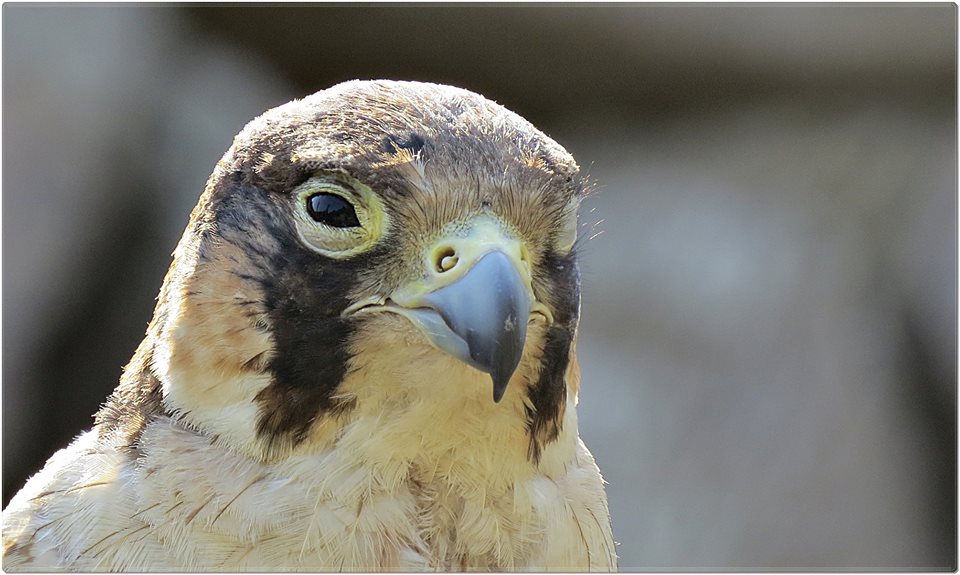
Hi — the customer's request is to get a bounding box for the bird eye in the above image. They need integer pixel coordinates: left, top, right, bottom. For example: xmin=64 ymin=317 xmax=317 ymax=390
xmin=307 ymin=193 xmax=361 ymax=228
xmin=291 ymin=175 xmax=387 ymax=259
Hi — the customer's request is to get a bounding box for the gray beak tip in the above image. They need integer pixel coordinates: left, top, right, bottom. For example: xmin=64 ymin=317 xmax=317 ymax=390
xmin=492 ymin=375 xmax=509 ymax=403
xmin=486 ymin=319 xmax=525 ymax=403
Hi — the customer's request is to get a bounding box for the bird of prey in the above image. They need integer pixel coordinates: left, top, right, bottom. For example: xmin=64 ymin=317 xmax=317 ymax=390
xmin=2 ymin=80 xmax=616 ymax=571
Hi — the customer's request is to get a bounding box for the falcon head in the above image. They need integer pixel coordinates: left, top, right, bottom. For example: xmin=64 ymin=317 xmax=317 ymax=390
xmin=98 ymin=80 xmax=587 ymax=465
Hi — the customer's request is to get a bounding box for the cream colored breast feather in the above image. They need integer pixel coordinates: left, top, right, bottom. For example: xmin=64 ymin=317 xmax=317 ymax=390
xmin=2 ymin=79 xmax=617 ymax=572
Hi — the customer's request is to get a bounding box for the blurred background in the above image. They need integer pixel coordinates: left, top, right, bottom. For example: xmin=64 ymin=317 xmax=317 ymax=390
xmin=3 ymin=5 xmax=956 ymax=570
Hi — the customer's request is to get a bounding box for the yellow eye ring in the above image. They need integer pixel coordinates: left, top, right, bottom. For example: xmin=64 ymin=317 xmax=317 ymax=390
xmin=291 ymin=175 xmax=387 ymax=258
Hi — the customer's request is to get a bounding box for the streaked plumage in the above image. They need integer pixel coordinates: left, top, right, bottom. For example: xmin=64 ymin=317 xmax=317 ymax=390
xmin=3 ymin=80 xmax=616 ymax=571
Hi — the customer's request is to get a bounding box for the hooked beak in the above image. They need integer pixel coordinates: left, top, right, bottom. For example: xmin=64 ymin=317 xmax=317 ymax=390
xmin=344 ymin=215 xmax=553 ymax=402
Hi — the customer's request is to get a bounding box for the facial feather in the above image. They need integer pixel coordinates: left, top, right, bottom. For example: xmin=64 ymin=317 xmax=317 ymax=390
xmin=108 ymin=80 xmax=585 ymax=462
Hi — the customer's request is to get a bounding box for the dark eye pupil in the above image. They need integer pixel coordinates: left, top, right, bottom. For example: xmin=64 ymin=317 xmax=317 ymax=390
xmin=307 ymin=193 xmax=360 ymax=228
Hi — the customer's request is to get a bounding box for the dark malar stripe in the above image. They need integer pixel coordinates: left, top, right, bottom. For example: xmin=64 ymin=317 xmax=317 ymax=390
xmin=525 ymin=247 xmax=580 ymax=463
xmin=526 ymin=325 xmax=573 ymax=464
xmin=255 ymin=315 xmax=354 ymax=448
xmin=214 ymin=184 xmax=366 ymax=452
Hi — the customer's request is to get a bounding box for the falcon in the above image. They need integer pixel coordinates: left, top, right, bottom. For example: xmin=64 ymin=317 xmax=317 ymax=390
xmin=2 ymin=80 xmax=617 ymax=571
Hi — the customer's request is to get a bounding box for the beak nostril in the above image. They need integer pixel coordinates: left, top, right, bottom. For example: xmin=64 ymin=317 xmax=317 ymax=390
xmin=435 ymin=247 xmax=458 ymax=272
xmin=440 ymin=255 xmax=459 ymax=272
